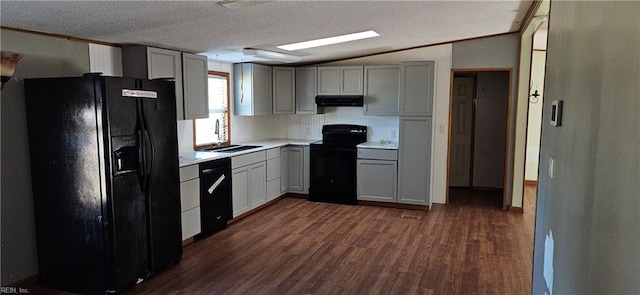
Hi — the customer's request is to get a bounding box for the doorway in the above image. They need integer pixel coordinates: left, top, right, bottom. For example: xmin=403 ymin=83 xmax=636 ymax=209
xmin=447 ymin=69 xmax=512 ymax=209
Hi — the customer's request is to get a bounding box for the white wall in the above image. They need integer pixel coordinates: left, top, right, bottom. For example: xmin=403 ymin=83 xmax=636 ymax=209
xmin=452 ymin=33 xmax=520 ymax=206
xmin=1 ymin=29 xmax=91 ymax=285
xmin=473 ymin=71 xmax=509 ymax=188
xmin=525 ymin=51 xmax=546 ymax=181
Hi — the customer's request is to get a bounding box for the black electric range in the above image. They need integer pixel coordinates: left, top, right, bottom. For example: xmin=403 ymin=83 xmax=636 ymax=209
xmin=309 ymin=124 xmax=367 ymax=205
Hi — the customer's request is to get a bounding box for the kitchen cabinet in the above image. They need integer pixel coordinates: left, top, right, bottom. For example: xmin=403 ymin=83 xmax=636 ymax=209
xmin=363 ymin=65 xmax=401 ymax=115
xmin=266 ymin=148 xmax=282 ymax=201
xmin=295 ymin=67 xmax=322 ymax=114
xmin=179 ymin=165 xmax=201 ymax=240
xmin=231 ymin=151 xmax=267 ymax=217
xmin=400 ymin=61 xmax=435 ymax=116
xmin=233 ymin=63 xmax=272 ymax=116
xmin=122 ymin=45 xmax=209 ymax=120
xmin=317 ymin=66 xmax=363 ymax=96
xmin=273 ymin=67 xmax=295 ymax=114
xmin=280 ymin=147 xmax=289 ymax=193
xmin=357 ymin=148 xmax=398 ymax=203
xmin=284 ymin=145 xmax=310 ymax=194
xmin=398 ymin=117 xmax=432 ymax=206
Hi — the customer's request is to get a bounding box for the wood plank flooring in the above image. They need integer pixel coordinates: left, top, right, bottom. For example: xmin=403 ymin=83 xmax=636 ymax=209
xmin=25 ymin=187 xmax=536 ymax=294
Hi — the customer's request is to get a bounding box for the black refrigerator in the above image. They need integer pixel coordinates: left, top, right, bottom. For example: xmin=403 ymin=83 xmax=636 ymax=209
xmin=24 ymin=75 xmax=182 ymax=294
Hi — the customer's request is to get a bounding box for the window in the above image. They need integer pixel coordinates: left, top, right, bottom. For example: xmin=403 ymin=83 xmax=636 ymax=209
xmin=194 ymin=71 xmax=230 ymax=149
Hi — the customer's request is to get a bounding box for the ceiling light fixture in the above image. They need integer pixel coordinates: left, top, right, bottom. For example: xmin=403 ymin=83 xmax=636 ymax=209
xmin=241 ymin=48 xmax=301 ymax=63
xmin=277 ymin=30 xmax=380 ymax=51
xmin=218 ymin=0 xmax=268 ymax=10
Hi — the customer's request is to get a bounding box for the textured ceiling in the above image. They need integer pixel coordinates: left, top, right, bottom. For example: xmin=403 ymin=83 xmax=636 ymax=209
xmin=0 ymin=1 xmax=533 ymax=65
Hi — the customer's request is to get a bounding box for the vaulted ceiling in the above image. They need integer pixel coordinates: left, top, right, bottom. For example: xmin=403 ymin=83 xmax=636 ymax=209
xmin=1 ymin=1 xmax=533 ymax=65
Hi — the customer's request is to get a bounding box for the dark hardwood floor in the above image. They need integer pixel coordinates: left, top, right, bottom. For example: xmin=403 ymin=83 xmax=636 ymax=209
xmin=25 ymin=187 xmax=537 ymax=295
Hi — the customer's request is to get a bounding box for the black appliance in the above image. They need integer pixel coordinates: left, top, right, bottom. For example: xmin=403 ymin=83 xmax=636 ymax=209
xmin=198 ymin=158 xmax=232 ymax=237
xmin=24 ymin=75 xmax=182 ymax=294
xmin=315 ymin=95 xmax=364 ymax=107
xmin=309 ymin=124 xmax=367 ymax=205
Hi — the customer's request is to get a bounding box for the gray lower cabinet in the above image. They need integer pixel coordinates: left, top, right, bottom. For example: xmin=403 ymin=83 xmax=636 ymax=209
xmin=179 ymin=165 xmax=201 ymax=240
xmin=122 ymin=45 xmax=208 ymax=120
xmin=273 ymin=67 xmax=295 ymax=115
xmin=398 ymin=117 xmax=432 ymax=206
xmin=280 ymin=147 xmax=289 ymax=193
xmin=400 ymin=61 xmax=435 ymax=116
xmin=266 ymin=148 xmax=282 ymax=201
xmin=363 ymin=65 xmax=401 ymax=115
xmin=287 ymin=146 xmax=304 ymax=192
xmin=231 ymin=151 xmax=267 ymax=217
xmin=357 ymin=148 xmax=398 ymax=203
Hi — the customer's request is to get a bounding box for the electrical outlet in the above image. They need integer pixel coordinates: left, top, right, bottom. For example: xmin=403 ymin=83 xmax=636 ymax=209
xmin=548 ymin=157 xmax=555 ymax=179
xmin=391 ymin=130 xmax=396 ymax=139
xmin=305 ymin=127 xmax=311 ymax=136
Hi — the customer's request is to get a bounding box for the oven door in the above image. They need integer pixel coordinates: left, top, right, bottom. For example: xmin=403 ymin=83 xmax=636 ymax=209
xmin=309 ymin=145 xmax=357 ymax=204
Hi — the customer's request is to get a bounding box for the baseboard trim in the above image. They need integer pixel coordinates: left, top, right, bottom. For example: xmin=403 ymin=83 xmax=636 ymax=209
xmin=524 ymin=180 xmax=538 ymax=186
xmin=509 ymin=206 xmax=524 ymax=213
xmin=358 ymin=201 xmax=430 ymax=211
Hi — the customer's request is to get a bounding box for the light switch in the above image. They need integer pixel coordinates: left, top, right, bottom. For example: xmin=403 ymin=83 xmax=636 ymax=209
xmin=549 ymin=157 xmax=555 ymax=179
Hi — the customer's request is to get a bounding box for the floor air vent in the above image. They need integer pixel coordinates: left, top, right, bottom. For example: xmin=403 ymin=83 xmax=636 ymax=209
xmin=400 ymin=215 xmax=422 ymax=220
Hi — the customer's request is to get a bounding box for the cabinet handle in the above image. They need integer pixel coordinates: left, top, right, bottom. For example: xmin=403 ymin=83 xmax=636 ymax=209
xmin=207 ymin=175 xmax=226 ymax=194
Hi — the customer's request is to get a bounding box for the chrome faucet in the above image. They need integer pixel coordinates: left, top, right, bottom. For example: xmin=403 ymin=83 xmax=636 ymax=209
xmin=214 ymin=119 xmax=221 ymax=142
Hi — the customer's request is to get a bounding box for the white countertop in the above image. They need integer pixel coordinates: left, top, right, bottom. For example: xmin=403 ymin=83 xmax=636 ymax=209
xmin=178 ymin=138 xmax=317 ymax=167
xmin=357 ymin=142 xmax=399 ymax=150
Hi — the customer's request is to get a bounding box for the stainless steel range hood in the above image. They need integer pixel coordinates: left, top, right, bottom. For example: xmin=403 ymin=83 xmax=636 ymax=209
xmin=315 ymin=95 xmax=364 ymax=107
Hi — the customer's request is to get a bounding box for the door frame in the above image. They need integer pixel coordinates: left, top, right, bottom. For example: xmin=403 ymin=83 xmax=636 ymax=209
xmin=446 ymin=68 xmax=513 ymax=210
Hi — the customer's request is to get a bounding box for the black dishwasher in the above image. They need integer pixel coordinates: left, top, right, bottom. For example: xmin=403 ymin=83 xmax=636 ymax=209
xmin=198 ymin=158 xmax=232 ymax=237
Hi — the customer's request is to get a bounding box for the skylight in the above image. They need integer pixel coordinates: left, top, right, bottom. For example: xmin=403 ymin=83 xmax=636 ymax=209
xmin=277 ymin=30 xmax=380 ymax=51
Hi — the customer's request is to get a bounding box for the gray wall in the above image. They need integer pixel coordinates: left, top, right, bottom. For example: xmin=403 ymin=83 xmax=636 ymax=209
xmin=473 ymin=71 xmax=509 ymax=188
xmin=532 ymin=2 xmax=640 ymax=294
xmin=1 ymin=29 xmax=90 ymax=284
xmin=452 ymin=33 xmax=520 ymax=205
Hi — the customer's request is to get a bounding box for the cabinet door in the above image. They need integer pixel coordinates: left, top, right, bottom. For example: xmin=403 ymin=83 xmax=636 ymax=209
xmin=317 ymin=67 xmax=341 ymax=95
xmin=253 ymin=64 xmax=273 ymax=115
xmin=147 ymin=47 xmax=184 ymax=120
xmin=266 ymin=157 xmax=281 ymax=181
xmin=273 ymin=67 xmax=295 ymax=114
xmin=401 ymin=61 xmax=434 ymax=116
xmin=248 ymin=162 xmax=267 ymax=208
xmin=182 ymin=53 xmax=209 ymax=120
xmin=232 ymin=167 xmax=250 ymax=217
xmin=287 ymin=147 xmax=304 ymax=192
xmin=341 ymin=66 xmax=364 ymax=95
xmin=280 ymin=147 xmax=289 ymax=193
xmin=357 ymin=159 xmax=397 ymax=202
xmin=303 ymin=146 xmax=310 ymax=194
xmin=398 ymin=117 xmax=432 ymax=206
xmin=295 ymin=67 xmax=319 ymax=114
xmin=179 ymin=178 xmax=200 ymax=212
xmin=364 ymin=65 xmax=401 ymax=115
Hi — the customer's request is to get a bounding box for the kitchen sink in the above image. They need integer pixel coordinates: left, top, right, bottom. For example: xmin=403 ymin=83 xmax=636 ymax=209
xmin=201 ymin=144 xmax=238 ymax=151
xmin=216 ymin=145 xmax=262 ymax=153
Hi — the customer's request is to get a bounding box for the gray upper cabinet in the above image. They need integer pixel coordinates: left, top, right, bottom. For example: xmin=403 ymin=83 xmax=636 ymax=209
xmin=363 ymin=65 xmax=401 ymax=115
xmin=398 ymin=117 xmax=432 ymax=206
xmin=317 ymin=66 xmax=363 ymax=96
xmin=122 ymin=46 xmax=209 ymax=120
xmin=182 ymin=53 xmax=209 ymax=120
xmin=400 ymin=61 xmax=435 ymax=116
xmin=233 ymin=63 xmax=272 ymax=116
xmin=295 ymin=67 xmax=321 ymax=114
xmin=272 ymin=67 xmax=295 ymax=115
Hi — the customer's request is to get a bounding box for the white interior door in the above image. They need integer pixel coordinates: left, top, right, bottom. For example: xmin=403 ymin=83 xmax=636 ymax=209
xmin=449 ymin=77 xmax=474 ymax=187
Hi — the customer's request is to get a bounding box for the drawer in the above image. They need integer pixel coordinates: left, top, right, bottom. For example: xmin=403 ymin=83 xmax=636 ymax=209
xmin=232 ymin=150 xmax=266 ymax=169
xmin=266 ymin=147 xmax=280 ymax=160
xmin=181 ymin=207 xmax=201 ymax=240
xmin=180 ymin=178 xmax=200 ymax=212
xmin=267 ymin=178 xmax=281 ymax=202
xmin=357 ymin=148 xmax=398 ymax=161
xmin=179 ymin=164 xmax=199 ymax=182
xmin=266 ymin=157 xmax=281 ymax=181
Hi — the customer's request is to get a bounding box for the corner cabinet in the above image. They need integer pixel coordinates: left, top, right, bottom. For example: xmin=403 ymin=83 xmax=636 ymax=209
xmin=317 ymin=66 xmax=363 ymax=96
xmin=272 ymin=67 xmax=295 ymax=115
xmin=233 ymin=63 xmax=272 ymax=116
xmin=295 ymin=67 xmax=321 ymax=114
xmin=400 ymin=61 xmax=434 ymax=116
xmin=122 ymin=46 xmax=209 ymax=120
xmin=363 ymin=65 xmax=401 ymax=115
xmin=398 ymin=117 xmax=432 ymax=206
